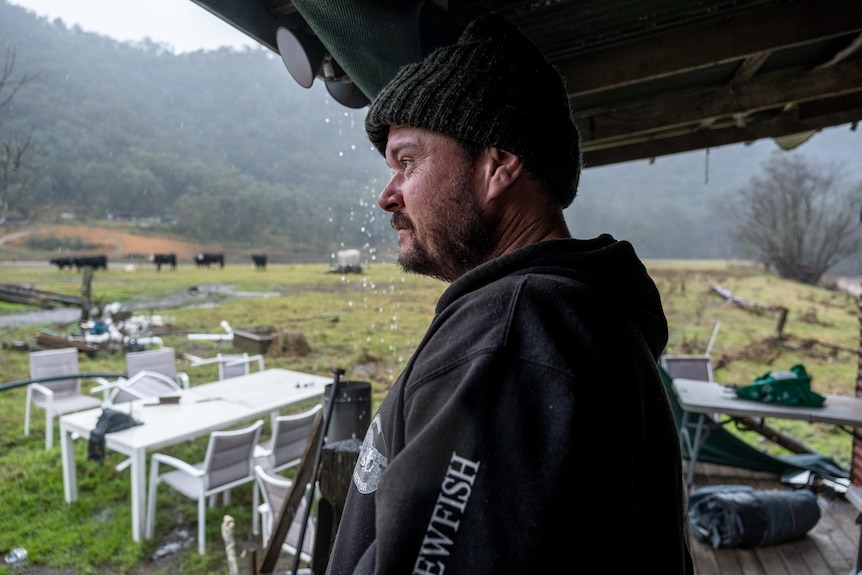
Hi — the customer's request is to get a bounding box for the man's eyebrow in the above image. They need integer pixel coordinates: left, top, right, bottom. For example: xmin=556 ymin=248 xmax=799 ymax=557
xmin=388 ymin=141 xmax=411 ymax=156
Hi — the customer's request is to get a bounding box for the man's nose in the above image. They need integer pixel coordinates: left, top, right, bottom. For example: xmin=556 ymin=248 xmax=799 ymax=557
xmin=377 ymin=176 xmax=403 ymax=212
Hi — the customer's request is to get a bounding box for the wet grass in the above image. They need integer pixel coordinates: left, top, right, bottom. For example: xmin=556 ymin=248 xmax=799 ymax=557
xmin=0 ymin=259 xmax=860 ymax=573
xmin=0 ymin=262 xmax=444 ymax=574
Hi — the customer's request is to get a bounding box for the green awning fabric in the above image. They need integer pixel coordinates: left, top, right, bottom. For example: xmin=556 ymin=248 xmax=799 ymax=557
xmin=292 ymin=0 xmax=454 ymax=100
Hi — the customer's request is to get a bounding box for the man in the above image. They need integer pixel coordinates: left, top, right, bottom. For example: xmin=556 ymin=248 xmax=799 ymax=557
xmin=326 ymin=14 xmax=693 ymax=575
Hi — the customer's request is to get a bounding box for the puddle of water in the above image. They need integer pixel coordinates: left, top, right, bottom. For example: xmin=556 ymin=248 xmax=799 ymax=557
xmin=152 ymin=529 xmax=194 ymax=559
xmin=0 ymin=284 xmax=283 ymax=328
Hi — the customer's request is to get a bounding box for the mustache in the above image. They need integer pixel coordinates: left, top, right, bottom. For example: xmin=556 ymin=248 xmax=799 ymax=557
xmin=391 ymin=212 xmax=412 ymax=231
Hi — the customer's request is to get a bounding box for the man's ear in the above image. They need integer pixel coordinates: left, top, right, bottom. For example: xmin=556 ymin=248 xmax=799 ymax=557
xmin=486 ymin=147 xmax=524 ymax=200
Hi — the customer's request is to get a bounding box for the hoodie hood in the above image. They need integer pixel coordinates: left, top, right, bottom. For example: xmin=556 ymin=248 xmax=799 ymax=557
xmin=437 ymin=234 xmax=668 ymax=358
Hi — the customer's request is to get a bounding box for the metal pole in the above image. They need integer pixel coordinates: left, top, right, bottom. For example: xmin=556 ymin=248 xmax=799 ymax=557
xmin=854 ymin=287 xmax=862 ymax=486
xmin=290 ymin=367 xmax=344 ymax=575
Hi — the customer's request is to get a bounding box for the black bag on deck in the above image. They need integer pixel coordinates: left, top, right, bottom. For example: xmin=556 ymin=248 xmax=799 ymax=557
xmin=688 ymin=484 xmax=821 ymax=548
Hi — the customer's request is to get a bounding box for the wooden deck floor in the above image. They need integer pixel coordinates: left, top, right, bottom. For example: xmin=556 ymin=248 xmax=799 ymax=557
xmin=687 ymin=461 xmax=861 ymax=575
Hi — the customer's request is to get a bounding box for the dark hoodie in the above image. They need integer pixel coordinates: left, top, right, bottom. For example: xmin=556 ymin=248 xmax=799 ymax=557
xmin=326 ymin=235 xmax=693 ymax=575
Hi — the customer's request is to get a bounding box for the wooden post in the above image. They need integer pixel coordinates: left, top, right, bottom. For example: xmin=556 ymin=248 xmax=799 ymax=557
xmin=775 ymin=306 xmax=788 ymax=339
xmin=80 ymin=265 xmax=94 ymax=321
xmin=313 ymin=438 xmax=361 ymax=575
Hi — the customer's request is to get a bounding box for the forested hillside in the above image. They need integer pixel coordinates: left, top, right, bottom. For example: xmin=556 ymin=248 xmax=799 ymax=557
xmin=0 ymin=0 xmax=391 ymax=258
xmin=2 ymin=0 xmax=861 ymax=261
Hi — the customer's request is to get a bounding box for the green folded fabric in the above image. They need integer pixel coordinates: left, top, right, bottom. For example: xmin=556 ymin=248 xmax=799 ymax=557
xmin=735 ymin=364 xmax=825 ymax=407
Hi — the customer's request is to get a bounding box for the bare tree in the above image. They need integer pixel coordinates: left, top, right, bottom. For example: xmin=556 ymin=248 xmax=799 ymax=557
xmin=0 ymin=47 xmax=36 ymax=228
xmin=730 ymin=153 xmax=862 ymax=285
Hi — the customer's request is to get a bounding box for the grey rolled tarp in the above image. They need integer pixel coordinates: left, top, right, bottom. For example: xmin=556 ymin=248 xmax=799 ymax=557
xmin=688 ymin=484 xmax=822 ymax=548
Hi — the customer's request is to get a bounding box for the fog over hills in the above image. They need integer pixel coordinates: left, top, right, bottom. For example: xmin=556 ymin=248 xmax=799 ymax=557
xmin=572 ymin=125 xmax=862 ymax=260
xmin=2 ymin=0 xmax=860 ymax=261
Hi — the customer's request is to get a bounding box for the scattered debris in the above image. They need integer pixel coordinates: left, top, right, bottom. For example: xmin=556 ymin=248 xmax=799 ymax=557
xmin=35 ymin=332 xmax=98 ymax=357
xmin=711 ymin=284 xmax=770 ymax=314
xmin=0 ymin=283 xmax=82 ymax=308
xmin=187 ymin=320 xmax=234 ymax=341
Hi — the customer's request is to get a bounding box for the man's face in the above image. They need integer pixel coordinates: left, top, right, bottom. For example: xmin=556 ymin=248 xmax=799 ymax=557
xmin=377 ymin=126 xmax=495 ymax=282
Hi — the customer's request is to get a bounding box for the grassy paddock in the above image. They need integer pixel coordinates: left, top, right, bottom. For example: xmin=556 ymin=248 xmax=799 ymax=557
xmin=0 ymin=259 xmax=859 ymax=573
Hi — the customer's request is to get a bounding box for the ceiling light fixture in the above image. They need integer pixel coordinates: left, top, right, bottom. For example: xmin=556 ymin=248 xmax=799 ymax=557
xmin=276 ymin=26 xmax=370 ymax=109
xmin=276 ymin=26 xmax=326 ymax=89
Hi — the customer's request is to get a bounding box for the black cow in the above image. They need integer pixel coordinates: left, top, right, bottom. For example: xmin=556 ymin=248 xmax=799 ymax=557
xmin=251 ymin=254 xmax=267 ymax=271
xmin=49 ymin=257 xmax=75 ymax=271
xmin=73 ymin=255 xmax=108 ymax=270
xmin=150 ymin=253 xmax=177 ymax=271
xmin=194 ymin=252 xmax=224 ymax=268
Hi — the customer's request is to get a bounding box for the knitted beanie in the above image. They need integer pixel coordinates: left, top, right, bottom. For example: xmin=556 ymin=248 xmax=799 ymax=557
xmin=365 ymin=14 xmax=582 ymax=208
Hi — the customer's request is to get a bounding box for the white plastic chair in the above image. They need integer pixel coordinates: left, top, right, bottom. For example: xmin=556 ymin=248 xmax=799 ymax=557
xmin=26 ymin=347 xmax=103 ymax=450
xmin=126 ymin=347 xmax=190 ymax=388
xmin=189 ymin=352 xmax=265 ymax=380
xmin=91 ymin=369 xmax=182 ymax=405
xmin=255 ymin=403 xmax=322 ymax=474
xmin=219 ymin=353 xmax=264 ymax=380
xmin=252 ymin=403 xmax=322 ymax=535
xmin=660 ymin=355 xmax=715 ymax=382
xmin=253 ymin=464 xmax=315 ymax=569
xmin=146 ymin=419 xmax=264 ymax=554
xmin=660 ymin=354 xmax=719 ymax=422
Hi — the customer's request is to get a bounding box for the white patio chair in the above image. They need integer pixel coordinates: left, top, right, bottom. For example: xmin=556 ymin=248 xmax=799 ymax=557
xmin=255 ymin=403 xmax=322 ymax=474
xmin=188 ymin=352 xmax=265 ymax=380
xmin=660 ymin=355 xmax=714 ymax=382
xmin=26 ymin=347 xmax=103 ymax=450
xmin=252 ymin=403 xmax=322 ymax=535
xmin=126 ymin=347 xmax=190 ymax=388
xmin=91 ymin=369 xmax=182 ymax=405
xmin=660 ymin=354 xmax=720 ymax=424
xmin=146 ymin=419 xmax=264 ymax=554
xmin=253 ymin=464 xmax=315 ymax=569
xmin=219 ymin=353 xmax=264 ymax=380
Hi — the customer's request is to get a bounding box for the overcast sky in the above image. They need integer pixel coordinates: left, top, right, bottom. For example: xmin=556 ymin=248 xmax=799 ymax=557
xmin=7 ymin=0 xmax=259 ymax=53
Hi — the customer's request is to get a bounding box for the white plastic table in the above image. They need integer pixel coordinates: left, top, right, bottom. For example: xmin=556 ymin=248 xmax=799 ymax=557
xmin=60 ymin=368 xmax=331 ymax=542
xmin=671 ymin=378 xmax=862 ymax=489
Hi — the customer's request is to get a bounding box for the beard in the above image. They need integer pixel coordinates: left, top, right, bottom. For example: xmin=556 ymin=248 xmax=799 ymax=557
xmin=394 ymin=159 xmax=496 ymax=282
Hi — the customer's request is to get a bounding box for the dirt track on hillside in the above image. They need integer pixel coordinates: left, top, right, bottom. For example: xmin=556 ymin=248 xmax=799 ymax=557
xmin=0 ymin=225 xmax=220 ymax=259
